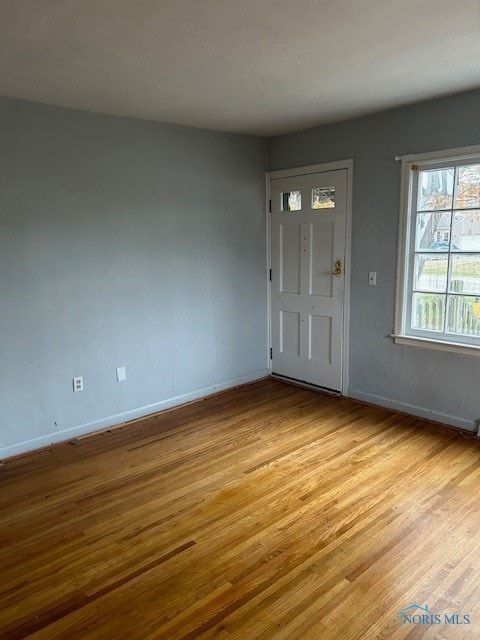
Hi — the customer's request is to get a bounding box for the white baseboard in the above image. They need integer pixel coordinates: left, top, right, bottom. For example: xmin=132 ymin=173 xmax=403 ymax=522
xmin=0 ymin=369 xmax=270 ymax=459
xmin=347 ymin=388 xmax=475 ymax=432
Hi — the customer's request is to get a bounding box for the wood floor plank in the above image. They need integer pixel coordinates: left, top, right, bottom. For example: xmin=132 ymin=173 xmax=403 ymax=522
xmin=1 ymin=378 xmax=480 ymax=639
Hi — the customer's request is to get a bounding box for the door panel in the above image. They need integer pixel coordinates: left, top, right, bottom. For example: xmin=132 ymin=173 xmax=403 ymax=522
xmin=309 ymin=314 xmax=332 ymax=362
xmin=310 ymin=221 xmax=334 ymax=296
xmin=280 ymin=223 xmax=302 ymax=294
xmin=270 ymin=168 xmax=348 ymax=392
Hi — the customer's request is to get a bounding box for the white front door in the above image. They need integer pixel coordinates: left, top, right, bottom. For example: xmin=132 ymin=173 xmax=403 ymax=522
xmin=270 ymin=168 xmax=348 ymax=392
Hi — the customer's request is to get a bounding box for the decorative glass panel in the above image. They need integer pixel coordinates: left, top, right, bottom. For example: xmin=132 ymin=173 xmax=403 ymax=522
xmin=455 ymin=164 xmax=480 ymax=209
xmin=447 ymin=295 xmax=480 ymax=337
xmin=452 ymin=210 xmax=480 ymax=251
xmin=417 ymin=168 xmax=454 ymax=211
xmin=281 ymin=191 xmax=301 ymax=212
xmin=414 ymin=254 xmax=448 ymax=292
xmin=450 ymin=255 xmax=480 ymax=294
xmin=415 ymin=212 xmax=451 ymax=251
xmin=412 ymin=293 xmax=445 ymax=331
xmin=312 ymin=187 xmax=335 ymax=209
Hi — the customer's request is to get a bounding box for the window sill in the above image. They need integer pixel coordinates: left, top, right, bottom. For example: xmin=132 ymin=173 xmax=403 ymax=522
xmin=392 ymin=334 xmax=480 ymax=357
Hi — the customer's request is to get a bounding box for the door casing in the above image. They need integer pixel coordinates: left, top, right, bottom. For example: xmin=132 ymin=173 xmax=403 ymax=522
xmin=266 ymin=159 xmax=353 ymax=396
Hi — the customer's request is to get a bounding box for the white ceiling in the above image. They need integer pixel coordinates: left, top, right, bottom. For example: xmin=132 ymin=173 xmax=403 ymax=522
xmin=1 ymin=0 xmax=479 ymax=136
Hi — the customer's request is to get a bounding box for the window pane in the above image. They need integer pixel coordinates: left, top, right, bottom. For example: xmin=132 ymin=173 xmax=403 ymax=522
xmin=417 ymin=168 xmax=454 ymax=211
xmin=312 ymin=187 xmax=335 ymax=209
xmin=415 ymin=212 xmax=451 ymax=251
xmin=447 ymin=295 xmax=480 ymax=337
xmin=281 ymin=191 xmax=301 ymax=211
xmin=414 ymin=254 xmax=448 ymax=292
xmin=452 ymin=210 xmax=480 ymax=251
xmin=412 ymin=293 xmax=445 ymax=331
xmin=455 ymin=164 xmax=480 ymax=209
xmin=450 ymin=255 xmax=480 ymax=294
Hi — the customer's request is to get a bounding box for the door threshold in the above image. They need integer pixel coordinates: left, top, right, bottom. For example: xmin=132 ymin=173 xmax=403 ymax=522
xmin=271 ymin=373 xmax=342 ymax=396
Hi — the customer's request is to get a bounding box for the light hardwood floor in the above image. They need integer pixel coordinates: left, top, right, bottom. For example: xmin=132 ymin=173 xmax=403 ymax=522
xmin=1 ymin=378 xmax=480 ymax=639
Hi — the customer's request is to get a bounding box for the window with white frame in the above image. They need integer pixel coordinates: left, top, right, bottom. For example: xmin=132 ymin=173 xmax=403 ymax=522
xmin=395 ymin=147 xmax=480 ymax=354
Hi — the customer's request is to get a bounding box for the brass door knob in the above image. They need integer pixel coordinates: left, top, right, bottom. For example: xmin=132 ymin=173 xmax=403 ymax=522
xmin=332 ymin=259 xmax=342 ymax=276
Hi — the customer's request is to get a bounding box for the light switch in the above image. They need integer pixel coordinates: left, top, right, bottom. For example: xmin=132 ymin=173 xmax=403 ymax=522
xmin=368 ymin=271 xmax=377 ymax=286
xmin=116 ymin=366 xmax=126 ymax=382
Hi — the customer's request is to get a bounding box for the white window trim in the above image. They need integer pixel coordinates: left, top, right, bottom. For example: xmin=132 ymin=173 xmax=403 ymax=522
xmin=394 ymin=144 xmax=480 ymax=357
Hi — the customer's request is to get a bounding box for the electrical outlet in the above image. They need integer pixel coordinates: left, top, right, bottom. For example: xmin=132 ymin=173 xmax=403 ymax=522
xmin=116 ymin=366 xmax=126 ymax=382
xmin=73 ymin=376 xmax=83 ymax=392
xmin=368 ymin=271 xmax=377 ymax=286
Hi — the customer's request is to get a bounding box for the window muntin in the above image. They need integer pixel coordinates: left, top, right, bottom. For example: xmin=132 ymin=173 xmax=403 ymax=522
xmin=402 ymin=156 xmax=480 ymax=347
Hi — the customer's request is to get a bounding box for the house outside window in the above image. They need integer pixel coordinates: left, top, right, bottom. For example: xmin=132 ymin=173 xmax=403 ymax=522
xmin=394 ymin=146 xmax=480 ymax=356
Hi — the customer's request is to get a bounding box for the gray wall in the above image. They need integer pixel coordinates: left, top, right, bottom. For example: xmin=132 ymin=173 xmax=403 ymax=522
xmin=3 ymin=88 xmax=479 ymax=458
xmin=269 ymin=89 xmax=480 ymax=430
xmin=0 ymin=98 xmax=268 ymax=457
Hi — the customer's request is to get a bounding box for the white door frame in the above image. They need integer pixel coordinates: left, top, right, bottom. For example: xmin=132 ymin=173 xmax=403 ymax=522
xmin=266 ymin=159 xmax=353 ymax=396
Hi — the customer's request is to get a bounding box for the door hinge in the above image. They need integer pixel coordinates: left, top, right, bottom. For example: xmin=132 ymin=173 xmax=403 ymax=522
xmin=270 ymin=347 xmax=273 ymax=359
xmin=269 ymin=268 xmax=272 ymax=281
xmin=269 ymin=200 xmax=272 ymax=213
